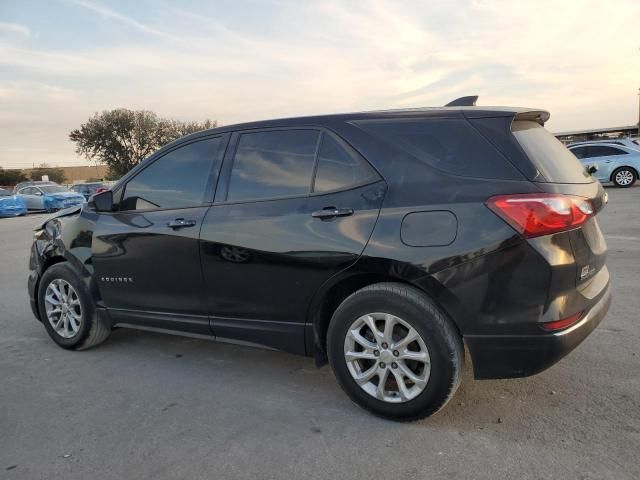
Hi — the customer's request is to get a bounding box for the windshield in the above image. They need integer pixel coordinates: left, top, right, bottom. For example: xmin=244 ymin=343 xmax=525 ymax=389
xmin=0 ymin=188 xmax=11 ymax=196
xmin=40 ymin=185 xmax=69 ymax=193
xmin=512 ymin=121 xmax=592 ymax=183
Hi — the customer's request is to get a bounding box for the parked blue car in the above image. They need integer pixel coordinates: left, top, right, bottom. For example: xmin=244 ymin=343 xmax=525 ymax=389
xmin=16 ymin=184 xmax=86 ymax=212
xmin=568 ymin=142 xmax=640 ymax=187
xmin=0 ymin=188 xmax=28 ymax=217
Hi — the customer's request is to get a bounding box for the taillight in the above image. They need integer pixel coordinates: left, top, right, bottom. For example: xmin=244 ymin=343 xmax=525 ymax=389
xmin=486 ymin=193 xmax=594 ymax=238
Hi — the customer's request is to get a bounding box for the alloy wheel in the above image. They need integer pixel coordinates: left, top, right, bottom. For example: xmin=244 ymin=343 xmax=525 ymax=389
xmin=614 ymin=169 xmax=634 ymax=186
xmin=44 ymin=279 xmax=82 ymax=338
xmin=343 ymin=312 xmax=431 ymax=403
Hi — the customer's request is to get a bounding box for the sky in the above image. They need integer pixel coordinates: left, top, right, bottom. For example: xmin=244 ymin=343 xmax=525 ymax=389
xmin=0 ymin=0 xmax=639 ymax=168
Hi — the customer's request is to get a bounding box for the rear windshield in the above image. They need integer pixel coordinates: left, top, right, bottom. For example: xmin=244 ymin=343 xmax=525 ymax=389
xmin=512 ymin=121 xmax=591 ymax=183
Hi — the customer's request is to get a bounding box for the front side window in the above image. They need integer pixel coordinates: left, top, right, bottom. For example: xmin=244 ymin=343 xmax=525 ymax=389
xmin=121 ymin=137 xmax=223 ymax=211
xmin=227 ymin=129 xmax=319 ymax=202
xmin=313 ymin=134 xmax=379 ymax=193
xmin=570 ymin=146 xmax=587 ymax=159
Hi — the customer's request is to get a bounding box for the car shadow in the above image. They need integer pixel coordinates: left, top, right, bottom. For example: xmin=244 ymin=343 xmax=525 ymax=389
xmin=99 ymin=326 xmax=581 ymax=432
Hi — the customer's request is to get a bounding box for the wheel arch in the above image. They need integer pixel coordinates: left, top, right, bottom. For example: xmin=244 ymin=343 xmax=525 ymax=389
xmin=610 ymin=165 xmax=639 ymax=182
xmin=31 ymin=255 xmax=67 ymax=321
xmin=31 ymin=212 xmax=103 ymax=317
xmin=306 ymin=261 xmax=462 ymax=366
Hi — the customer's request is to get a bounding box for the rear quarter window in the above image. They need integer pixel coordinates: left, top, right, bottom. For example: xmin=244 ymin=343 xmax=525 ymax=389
xmin=512 ymin=121 xmax=591 ymax=183
xmin=353 ymin=118 xmax=521 ymax=180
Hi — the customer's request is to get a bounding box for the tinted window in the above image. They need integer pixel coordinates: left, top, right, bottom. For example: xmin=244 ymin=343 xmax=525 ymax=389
xmin=355 ymin=118 xmax=519 ymax=179
xmin=313 ymin=134 xmax=379 ymax=192
xmin=40 ymin=185 xmax=68 ymax=193
xmin=512 ymin=121 xmax=591 ymax=183
xmin=227 ymin=130 xmax=319 ymax=201
xmin=570 ymin=146 xmax=587 ymax=159
xmin=121 ymin=137 xmax=223 ymax=211
xmin=586 ymin=146 xmax=627 ymax=158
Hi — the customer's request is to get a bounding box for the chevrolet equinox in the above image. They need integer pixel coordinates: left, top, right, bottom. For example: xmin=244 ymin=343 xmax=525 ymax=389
xmin=28 ymin=97 xmax=611 ymax=420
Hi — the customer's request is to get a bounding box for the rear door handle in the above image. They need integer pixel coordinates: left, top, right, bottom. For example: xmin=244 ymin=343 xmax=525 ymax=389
xmin=167 ymin=218 xmax=197 ymax=229
xmin=311 ymin=207 xmax=354 ymax=220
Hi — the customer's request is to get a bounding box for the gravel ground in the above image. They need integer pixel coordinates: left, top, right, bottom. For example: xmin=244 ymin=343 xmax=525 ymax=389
xmin=1 ymin=186 xmax=639 ymax=480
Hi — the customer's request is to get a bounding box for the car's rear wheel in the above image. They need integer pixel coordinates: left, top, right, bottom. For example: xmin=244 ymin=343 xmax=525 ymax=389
xmin=327 ymin=282 xmax=463 ymax=421
xmin=612 ymin=167 xmax=636 ymax=187
xmin=38 ymin=262 xmax=111 ymax=350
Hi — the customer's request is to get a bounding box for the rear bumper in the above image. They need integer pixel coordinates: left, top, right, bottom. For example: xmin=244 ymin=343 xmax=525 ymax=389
xmin=465 ymin=283 xmax=611 ymax=379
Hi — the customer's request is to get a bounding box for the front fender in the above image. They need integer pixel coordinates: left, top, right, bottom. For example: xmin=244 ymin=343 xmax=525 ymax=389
xmin=29 ymin=207 xmax=103 ymax=319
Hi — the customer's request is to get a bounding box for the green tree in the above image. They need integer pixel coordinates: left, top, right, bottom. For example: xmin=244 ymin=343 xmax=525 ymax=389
xmin=69 ymin=109 xmax=217 ymax=178
xmin=0 ymin=167 xmax=28 ymax=186
xmin=29 ymin=164 xmax=66 ymax=184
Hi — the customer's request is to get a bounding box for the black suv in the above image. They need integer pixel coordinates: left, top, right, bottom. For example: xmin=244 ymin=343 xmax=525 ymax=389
xmin=28 ymin=99 xmax=611 ymax=420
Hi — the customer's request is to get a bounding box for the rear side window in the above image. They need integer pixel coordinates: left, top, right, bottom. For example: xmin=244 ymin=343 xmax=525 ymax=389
xmin=585 ymin=146 xmax=627 ymax=158
xmin=227 ymin=129 xmax=319 ymax=202
xmin=354 ymin=118 xmax=520 ymax=179
xmin=121 ymin=137 xmax=223 ymax=211
xmin=313 ymin=134 xmax=379 ymax=193
xmin=512 ymin=121 xmax=591 ymax=183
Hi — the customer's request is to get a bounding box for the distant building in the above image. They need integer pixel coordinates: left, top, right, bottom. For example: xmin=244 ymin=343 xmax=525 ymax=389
xmin=25 ymin=165 xmax=110 ymax=183
xmin=555 ymin=125 xmax=639 ymax=144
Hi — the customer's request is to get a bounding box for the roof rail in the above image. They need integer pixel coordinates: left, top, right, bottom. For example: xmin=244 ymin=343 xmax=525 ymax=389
xmin=445 ymin=95 xmax=478 ymax=107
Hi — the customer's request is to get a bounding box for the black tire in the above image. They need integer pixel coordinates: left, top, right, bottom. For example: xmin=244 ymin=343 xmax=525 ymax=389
xmin=611 ymin=167 xmax=637 ymax=188
xmin=38 ymin=262 xmax=111 ymax=350
xmin=327 ymin=282 xmax=463 ymax=421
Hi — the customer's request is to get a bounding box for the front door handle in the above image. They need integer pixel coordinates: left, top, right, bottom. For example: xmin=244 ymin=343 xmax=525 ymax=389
xmin=311 ymin=207 xmax=354 ymax=220
xmin=167 ymin=218 xmax=197 ymax=229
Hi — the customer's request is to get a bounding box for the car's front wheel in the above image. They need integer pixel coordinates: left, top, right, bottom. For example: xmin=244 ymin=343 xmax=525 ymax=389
xmin=327 ymin=282 xmax=463 ymax=421
xmin=612 ymin=167 xmax=637 ymax=187
xmin=38 ymin=262 xmax=111 ymax=350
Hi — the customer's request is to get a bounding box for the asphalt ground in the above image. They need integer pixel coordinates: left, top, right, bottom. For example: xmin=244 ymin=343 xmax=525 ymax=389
xmin=1 ymin=186 xmax=639 ymax=479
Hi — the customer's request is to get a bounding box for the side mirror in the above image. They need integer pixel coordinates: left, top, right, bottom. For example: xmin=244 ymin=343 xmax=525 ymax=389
xmin=587 ymin=164 xmax=598 ymax=175
xmin=89 ymin=190 xmax=114 ymax=212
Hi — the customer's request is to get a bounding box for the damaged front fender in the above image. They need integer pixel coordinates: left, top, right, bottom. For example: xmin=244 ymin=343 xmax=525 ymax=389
xmin=28 ymin=206 xmax=102 ymax=321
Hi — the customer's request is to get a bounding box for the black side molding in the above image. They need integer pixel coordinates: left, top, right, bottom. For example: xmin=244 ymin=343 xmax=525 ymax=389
xmin=445 ymin=95 xmax=478 ymax=107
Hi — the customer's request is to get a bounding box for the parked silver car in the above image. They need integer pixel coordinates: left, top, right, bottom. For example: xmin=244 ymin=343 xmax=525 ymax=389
xmin=568 ymin=142 xmax=640 ymax=187
xmin=17 ymin=184 xmax=86 ymax=212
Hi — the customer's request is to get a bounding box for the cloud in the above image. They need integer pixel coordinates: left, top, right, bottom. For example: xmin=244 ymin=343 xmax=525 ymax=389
xmin=67 ymin=0 xmax=183 ymax=42
xmin=1 ymin=0 xmax=639 ymax=168
xmin=0 ymin=22 xmax=30 ymax=37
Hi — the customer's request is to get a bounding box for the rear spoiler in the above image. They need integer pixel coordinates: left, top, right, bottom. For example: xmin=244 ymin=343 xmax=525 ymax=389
xmin=514 ymin=110 xmax=550 ymax=126
xmin=446 ymin=96 xmax=549 ymax=125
